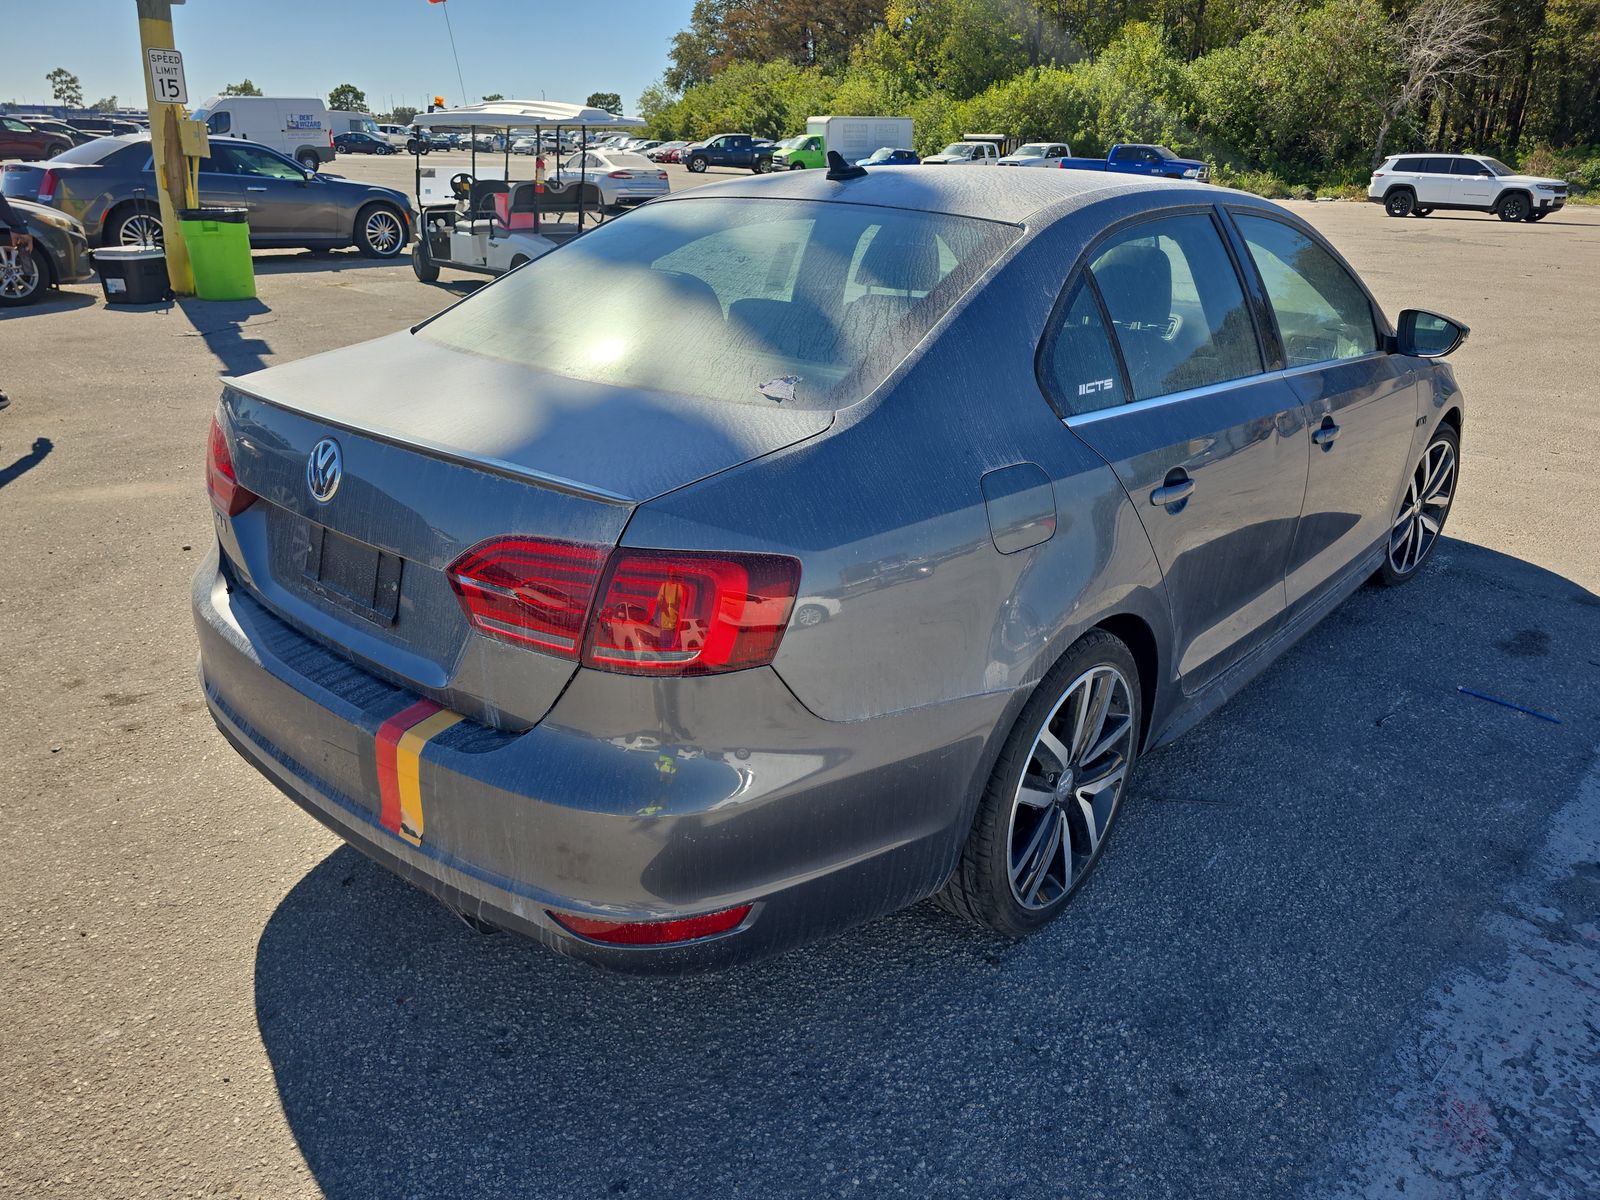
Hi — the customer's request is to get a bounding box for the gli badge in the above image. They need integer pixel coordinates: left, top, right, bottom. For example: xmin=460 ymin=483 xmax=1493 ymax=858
xmin=306 ymin=438 xmax=343 ymax=503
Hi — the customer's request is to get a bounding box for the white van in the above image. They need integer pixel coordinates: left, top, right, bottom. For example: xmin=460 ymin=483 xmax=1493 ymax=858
xmin=188 ymin=95 xmax=335 ymax=169
xmin=330 ymin=109 xmax=381 ymax=137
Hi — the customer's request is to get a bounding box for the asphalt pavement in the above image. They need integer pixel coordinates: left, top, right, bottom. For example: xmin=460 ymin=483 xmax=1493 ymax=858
xmin=0 ymin=160 xmax=1596 ymax=1199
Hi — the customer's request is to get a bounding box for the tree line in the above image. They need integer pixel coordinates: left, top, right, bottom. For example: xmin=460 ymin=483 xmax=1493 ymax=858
xmin=640 ymin=0 xmax=1600 ymax=193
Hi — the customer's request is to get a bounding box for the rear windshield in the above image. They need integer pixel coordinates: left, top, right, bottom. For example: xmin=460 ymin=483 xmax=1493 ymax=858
xmin=604 ymin=153 xmax=654 ymax=170
xmin=43 ymin=137 xmax=136 ymax=165
xmin=417 ymin=197 xmax=1019 ymax=410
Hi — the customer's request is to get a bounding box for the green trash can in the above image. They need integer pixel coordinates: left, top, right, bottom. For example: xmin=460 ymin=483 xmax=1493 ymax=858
xmin=179 ymin=207 xmax=255 ymax=300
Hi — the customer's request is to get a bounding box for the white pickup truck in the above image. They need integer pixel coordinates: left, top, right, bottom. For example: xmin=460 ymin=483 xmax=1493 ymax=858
xmin=922 ymin=140 xmax=1001 ymax=165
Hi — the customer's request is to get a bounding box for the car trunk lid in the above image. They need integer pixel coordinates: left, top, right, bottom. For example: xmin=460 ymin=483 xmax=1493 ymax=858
xmin=219 ymin=331 xmax=831 ymax=729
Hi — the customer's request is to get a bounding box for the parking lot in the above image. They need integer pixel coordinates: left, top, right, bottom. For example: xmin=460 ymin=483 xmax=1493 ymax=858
xmin=2 ymin=156 xmax=1597 ymax=1198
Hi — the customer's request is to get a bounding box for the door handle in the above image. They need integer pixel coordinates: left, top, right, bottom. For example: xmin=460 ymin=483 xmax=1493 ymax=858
xmin=245 ymin=186 xmax=268 ymax=192
xmin=1150 ymin=474 xmax=1195 ymax=507
xmin=1312 ymin=420 xmax=1341 ymax=448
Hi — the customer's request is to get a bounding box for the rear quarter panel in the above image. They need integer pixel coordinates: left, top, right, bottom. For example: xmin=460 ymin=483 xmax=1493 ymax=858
xmin=622 ymin=193 xmax=1175 ymax=728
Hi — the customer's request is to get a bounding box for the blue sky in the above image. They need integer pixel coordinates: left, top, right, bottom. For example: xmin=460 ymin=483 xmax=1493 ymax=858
xmin=5 ymin=0 xmax=693 ymax=115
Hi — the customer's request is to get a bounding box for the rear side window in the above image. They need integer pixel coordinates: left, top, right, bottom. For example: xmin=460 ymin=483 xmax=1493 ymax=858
xmin=1420 ymin=158 xmax=1452 ymax=173
xmin=1394 ymin=158 xmax=1425 ymax=172
xmin=1042 ymin=279 xmax=1124 ymax=414
xmin=1234 ymin=215 xmax=1377 ymax=367
xmin=1088 ymin=214 xmax=1262 ymax=401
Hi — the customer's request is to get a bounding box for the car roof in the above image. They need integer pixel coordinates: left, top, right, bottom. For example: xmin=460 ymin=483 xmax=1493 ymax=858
xmin=654 ymin=168 xmax=1236 ymax=227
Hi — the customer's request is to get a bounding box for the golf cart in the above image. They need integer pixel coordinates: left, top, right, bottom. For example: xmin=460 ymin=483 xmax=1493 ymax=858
xmin=409 ymin=100 xmax=646 ymax=283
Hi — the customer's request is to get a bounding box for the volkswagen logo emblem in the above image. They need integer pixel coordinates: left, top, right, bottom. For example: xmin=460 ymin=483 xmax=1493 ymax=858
xmin=306 ymin=438 xmax=343 ymax=503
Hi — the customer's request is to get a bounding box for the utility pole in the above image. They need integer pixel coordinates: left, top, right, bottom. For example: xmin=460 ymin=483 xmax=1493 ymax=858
xmin=135 ymin=0 xmax=193 ymax=294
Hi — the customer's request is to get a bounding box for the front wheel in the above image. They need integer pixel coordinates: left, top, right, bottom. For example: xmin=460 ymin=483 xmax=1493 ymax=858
xmin=938 ymin=630 xmax=1142 ymax=937
xmin=1375 ymin=425 xmax=1458 ymax=586
xmin=685 ymin=156 xmax=707 ymax=173
xmin=1411 ymin=207 xmax=1433 ymax=217
xmin=1497 ymin=193 xmax=1530 ymax=222
xmin=1384 ymin=190 xmax=1415 ymax=218
xmin=788 ymin=160 xmax=806 ymax=171
xmin=0 ymin=243 xmax=47 ymax=307
xmin=355 ymin=204 xmax=407 ymax=258
xmin=1526 ymin=211 xmax=1547 ymax=222
xmin=411 ymin=240 xmax=439 ymax=282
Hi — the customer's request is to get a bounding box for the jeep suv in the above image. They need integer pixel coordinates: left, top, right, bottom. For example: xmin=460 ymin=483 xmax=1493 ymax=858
xmin=1368 ymin=153 xmax=1567 ymax=222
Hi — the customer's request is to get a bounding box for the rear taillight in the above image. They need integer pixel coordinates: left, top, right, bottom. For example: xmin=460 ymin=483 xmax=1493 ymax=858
xmin=37 ymin=169 xmax=58 ymax=204
xmin=656 ymin=171 xmax=668 ymax=181
xmin=584 ymin=548 xmax=799 ymax=675
xmin=548 ymin=904 xmax=752 ymax=945
xmin=206 ymin=416 xmax=256 ymax=516
xmin=445 ymin=538 xmax=801 ymax=675
xmin=607 ymin=170 xmax=630 ymax=179
xmin=446 ymin=537 xmax=608 ymax=657
xmin=1372 ymin=171 xmax=1384 ymax=179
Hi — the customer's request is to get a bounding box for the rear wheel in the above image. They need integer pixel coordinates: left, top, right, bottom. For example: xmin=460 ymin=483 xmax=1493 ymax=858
xmin=686 ymin=155 xmax=707 ymax=173
xmin=107 ymin=206 xmax=163 ymax=249
xmin=938 ymin=630 xmax=1142 ymax=937
xmin=1384 ymin=189 xmax=1415 ymax=218
xmin=355 ymin=204 xmax=406 ymax=258
xmin=1376 ymin=425 xmax=1458 ymax=586
xmin=1497 ymin=192 xmax=1530 ymax=222
xmin=0 ymin=243 xmax=47 ymax=307
xmin=296 ymin=150 xmax=320 ymax=171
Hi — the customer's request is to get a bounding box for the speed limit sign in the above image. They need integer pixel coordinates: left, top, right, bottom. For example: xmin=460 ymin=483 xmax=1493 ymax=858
xmin=146 ymin=48 xmax=187 ymax=105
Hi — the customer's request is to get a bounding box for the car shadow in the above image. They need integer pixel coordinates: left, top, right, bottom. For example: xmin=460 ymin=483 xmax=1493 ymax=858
xmin=175 ymin=296 xmax=274 ymax=377
xmin=252 ymin=538 xmax=1599 ymax=1198
xmin=1 ymin=288 xmax=99 ymax=316
xmin=250 ymin=250 xmax=409 ymax=277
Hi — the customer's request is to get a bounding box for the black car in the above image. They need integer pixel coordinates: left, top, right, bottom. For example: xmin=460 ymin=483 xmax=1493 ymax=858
xmin=334 ymin=131 xmax=395 ymax=156
xmin=0 ymin=196 xmax=95 ymax=307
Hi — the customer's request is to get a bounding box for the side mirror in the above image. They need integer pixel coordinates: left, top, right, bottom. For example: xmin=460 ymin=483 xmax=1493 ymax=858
xmin=1397 ymin=309 xmax=1469 ymax=358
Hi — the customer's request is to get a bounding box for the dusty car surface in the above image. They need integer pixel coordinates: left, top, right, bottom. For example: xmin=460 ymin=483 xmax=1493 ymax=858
xmin=193 ymin=168 xmax=1467 ymax=971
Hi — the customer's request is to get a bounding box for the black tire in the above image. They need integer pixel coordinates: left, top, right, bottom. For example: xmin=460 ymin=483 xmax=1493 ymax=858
xmin=0 ymin=243 xmax=49 ymax=307
xmin=297 ymin=150 xmax=320 ymax=171
xmin=752 ymin=157 xmax=770 ymax=174
xmin=411 ymin=240 xmax=439 ymax=283
xmin=1384 ymin=189 xmax=1415 ymax=218
xmin=1411 ymin=207 xmax=1433 ymax=217
xmin=937 ymin=629 xmax=1143 ymax=937
xmin=788 ymin=160 xmax=806 ymax=171
xmin=1526 ymin=210 xmax=1547 ymax=222
xmin=106 ymin=205 xmax=163 ymax=249
xmin=355 ymin=203 xmax=407 ymax=258
xmin=1375 ymin=424 xmax=1459 ymax=587
xmin=508 ymin=254 xmax=531 ymax=271
xmin=1497 ymin=192 xmax=1530 ymax=222
xmin=686 ymin=155 xmax=707 ymax=174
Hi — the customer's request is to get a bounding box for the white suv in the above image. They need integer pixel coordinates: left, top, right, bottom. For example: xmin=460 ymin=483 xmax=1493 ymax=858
xmin=1368 ymin=153 xmax=1567 ymax=223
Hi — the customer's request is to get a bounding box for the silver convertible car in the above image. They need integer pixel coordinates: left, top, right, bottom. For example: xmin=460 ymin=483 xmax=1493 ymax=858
xmin=193 ymin=163 xmax=1466 ymax=970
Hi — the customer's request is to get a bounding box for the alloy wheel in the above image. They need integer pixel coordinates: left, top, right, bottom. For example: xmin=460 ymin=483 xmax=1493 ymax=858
xmin=1389 ymin=436 xmax=1456 ymax=575
xmin=1006 ymin=664 xmax=1135 ymax=911
xmin=364 ymin=209 xmax=403 ymax=255
xmin=0 ymin=245 xmax=42 ymax=300
xmin=119 ymin=213 xmax=163 ymax=248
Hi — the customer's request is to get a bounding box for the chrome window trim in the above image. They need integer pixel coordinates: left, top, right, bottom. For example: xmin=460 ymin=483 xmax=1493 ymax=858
xmin=1060 ymin=349 xmax=1393 ymax=429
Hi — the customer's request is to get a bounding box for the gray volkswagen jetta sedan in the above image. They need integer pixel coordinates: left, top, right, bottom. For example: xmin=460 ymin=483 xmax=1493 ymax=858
xmin=193 ymin=165 xmax=1466 ymax=971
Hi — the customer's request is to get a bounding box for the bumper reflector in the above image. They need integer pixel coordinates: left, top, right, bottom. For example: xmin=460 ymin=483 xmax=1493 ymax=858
xmin=548 ymin=904 xmax=752 ymax=945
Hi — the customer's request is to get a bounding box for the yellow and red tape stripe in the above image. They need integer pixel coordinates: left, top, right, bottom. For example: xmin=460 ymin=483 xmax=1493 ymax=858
xmin=375 ymin=699 xmax=463 ymax=846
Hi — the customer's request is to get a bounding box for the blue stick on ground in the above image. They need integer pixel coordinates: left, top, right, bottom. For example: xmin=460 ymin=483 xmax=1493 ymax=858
xmin=1457 ymin=686 xmax=1562 ymax=724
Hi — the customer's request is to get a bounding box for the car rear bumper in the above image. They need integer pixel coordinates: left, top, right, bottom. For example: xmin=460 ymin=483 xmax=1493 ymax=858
xmin=193 ymin=546 xmax=1007 ymax=971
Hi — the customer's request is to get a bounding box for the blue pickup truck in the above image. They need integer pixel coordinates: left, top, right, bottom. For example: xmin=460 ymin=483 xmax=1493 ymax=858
xmin=1058 ymin=143 xmax=1209 ymax=181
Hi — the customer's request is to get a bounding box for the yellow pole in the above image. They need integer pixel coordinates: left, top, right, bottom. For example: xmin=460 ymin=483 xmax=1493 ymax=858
xmin=135 ymin=0 xmax=193 ymax=294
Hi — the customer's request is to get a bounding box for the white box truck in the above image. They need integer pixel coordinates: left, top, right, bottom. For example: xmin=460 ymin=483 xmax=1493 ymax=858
xmin=188 ymin=95 xmax=336 ymax=169
xmin=773 ymin=116 xmax=914 ymax=169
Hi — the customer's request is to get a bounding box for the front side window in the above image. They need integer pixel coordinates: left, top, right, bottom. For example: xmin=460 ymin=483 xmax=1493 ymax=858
xmin=1234 ymin=214 xmax=1377 ymax=368
xmin=205 ymin=111 xmax=231 ymax=134
xmin=417 ymin=197 xmax=1019 ymax=410
xmin=1452 ymin=158 xmax=1486 ymax=176
xmin=1088 ymin=213 xmax=1261 ymax=401
xmin=1043 ymin=278 xmax=1124 ymax=415
xmin=224 ymin=144 xmax=304 ymax=179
